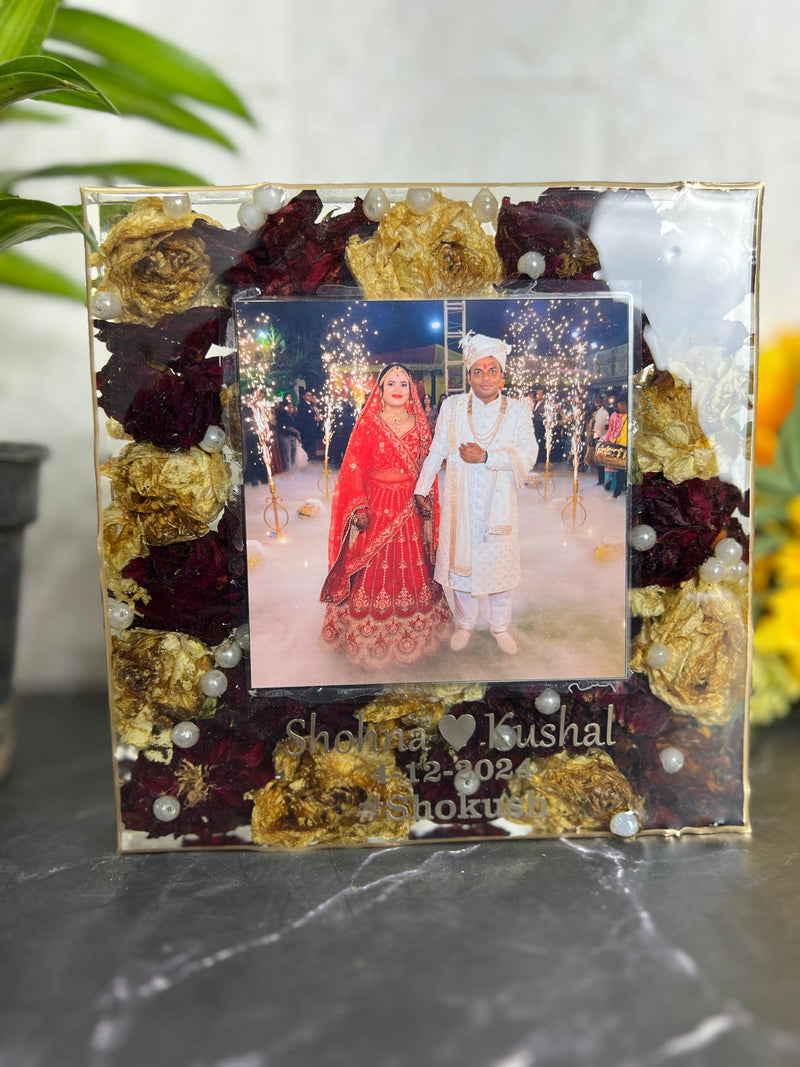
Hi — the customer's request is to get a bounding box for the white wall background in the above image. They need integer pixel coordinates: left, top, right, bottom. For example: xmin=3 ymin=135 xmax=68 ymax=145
xmin=1 ymin=0 xmax=796 ymax=692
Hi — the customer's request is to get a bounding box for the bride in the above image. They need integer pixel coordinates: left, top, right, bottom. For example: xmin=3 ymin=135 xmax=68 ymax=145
xmin=320 ymin=363 xmax=451 ymax=668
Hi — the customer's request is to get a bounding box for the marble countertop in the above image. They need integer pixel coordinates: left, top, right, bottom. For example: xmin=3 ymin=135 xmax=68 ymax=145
xmin=2 ymin=693 xmax=799 ymax=1067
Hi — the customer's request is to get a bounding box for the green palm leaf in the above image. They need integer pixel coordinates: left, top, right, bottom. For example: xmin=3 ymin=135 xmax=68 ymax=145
xmin=0 ymin=160 xmax=208 ymax=193
xmin=50 ymin=7 xmax=252 ymax=121
xmin=42 ymin=52 xmax=235 ymax=147
xmin=0 ymin=0 xmax=59 ymax=61
xmin=0 ymin=54 xmax=116 ymax=112
xmin=0 ymin=248 xmax=84 ymax=299
xmin=0 ymin=196 xmax=92 ymax=252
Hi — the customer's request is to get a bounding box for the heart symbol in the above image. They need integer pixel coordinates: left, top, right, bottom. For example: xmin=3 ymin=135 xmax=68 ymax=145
xmin=438 ymin=713 xmax=476 ymax=751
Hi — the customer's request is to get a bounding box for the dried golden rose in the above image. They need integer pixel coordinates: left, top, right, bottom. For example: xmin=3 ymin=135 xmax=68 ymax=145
xmin=111 ymin=629 xmax=213 ymax=750
xmin=101 ymin=442 xmax=231 ymax=546
xmin=251 ymin=741 xmax=412 ymax=847
xmin=630 ymin=575 xmax=747 ymax=724
xmin=346 ymin=193 xmax=502 ymax=299
xmin=504 ymin=749 xmax=641 ymax=835
xmin=634 ymin=368 xmax=718 ymax=483
xmin=91 ymin=197 xmax=220 ymax=325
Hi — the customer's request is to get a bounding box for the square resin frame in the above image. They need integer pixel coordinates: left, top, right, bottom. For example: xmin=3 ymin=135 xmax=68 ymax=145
xmin=82 ymin=181 xmax=762 ymax=851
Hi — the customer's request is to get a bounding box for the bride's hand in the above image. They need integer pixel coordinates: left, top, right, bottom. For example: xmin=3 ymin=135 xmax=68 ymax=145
xmin=353 ymin=508 xmax=370 ymax=531
xmin=414 ymin=494 xmax=432 ymax=517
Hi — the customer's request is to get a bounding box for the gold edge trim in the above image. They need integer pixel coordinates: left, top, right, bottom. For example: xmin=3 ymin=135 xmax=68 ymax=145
xmin=117 ymin=823 xmax=753 ymax=854
xmin=83 ymin=193 xmax=125 ymax=853
xmin=741 ymin=181 xmax=765 ymax=831
xmin=79 ymin=180 xmax=766 ymax=196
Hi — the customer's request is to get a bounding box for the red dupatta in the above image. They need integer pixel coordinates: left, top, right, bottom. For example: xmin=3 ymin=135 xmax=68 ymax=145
xmin=321 ymin=372 xmax=438 ymax=605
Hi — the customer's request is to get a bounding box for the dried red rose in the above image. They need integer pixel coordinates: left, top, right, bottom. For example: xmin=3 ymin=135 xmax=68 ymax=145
xmin=495 ymin=189 xmax=603 ymax=281
xmin=121 ymin=511 xmax=245 ymax=645
xmin=95 ymin=306 xmax=230 ymax=441
xmin=631 ymin=473 xmax=748 ymax=588
xmin=120 ymin=721 xmax=272 ymax=842
xmin=193 ymin=190 xmax=376 ymax=295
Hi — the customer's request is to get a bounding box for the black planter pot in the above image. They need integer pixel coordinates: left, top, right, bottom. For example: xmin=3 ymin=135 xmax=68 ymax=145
xmin=0 ymin=443 xmax=48 ymax=779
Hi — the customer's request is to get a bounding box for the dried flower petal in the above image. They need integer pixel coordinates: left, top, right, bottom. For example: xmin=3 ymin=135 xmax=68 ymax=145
xmin=504 ymin=748 xmax=641 ymax=835
xmin=112 ymin=628 xmax=213 ymax=747
xmin=631 ymin=473 xmax=748 ymax=588
xmin=92 ymin=198 xmax=221 ymax=324
xmin=101 ymin=442 xmax=231 ymax=546
xmin=630 ymin=575 xmax=748 ymax=724
xmin=251 ymin=740 xmax=412 ymax=847
xmin=634 ymin=368 xmax=718 ymax=483
xmin=121 ymin=512 xmax=244 ymax=645
xmin=346 ymin=193 xmax=501 ymax=299
xmin=120 ymin=721 xmax=272 ymax=842
xmin=193 ymin=190 xmax=376 ymax=294
xmin=495 ymin=190 xmax=603 ymax=281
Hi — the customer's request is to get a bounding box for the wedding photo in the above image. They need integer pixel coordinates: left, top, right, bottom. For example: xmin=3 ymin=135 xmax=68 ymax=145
xmin=238 ymin=294 xmax=634 ymax=689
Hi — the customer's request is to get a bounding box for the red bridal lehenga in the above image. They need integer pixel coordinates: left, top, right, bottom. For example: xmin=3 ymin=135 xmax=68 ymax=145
xmin=320 ymin=382 xmax=451 ymax=669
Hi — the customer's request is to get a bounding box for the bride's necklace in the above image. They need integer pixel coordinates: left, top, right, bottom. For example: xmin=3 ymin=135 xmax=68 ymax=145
xmin=467 ymin=394 xmax=508 ymax=447
xmin=382 ymin=409 xmax=412 ymax=427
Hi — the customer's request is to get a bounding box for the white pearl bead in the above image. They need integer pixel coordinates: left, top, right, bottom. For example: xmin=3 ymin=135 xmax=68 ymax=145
xmin=646 ymin=643 xmax=671 ymax=669
xmin=199 ymin=425 xmax=226 ymax=453
xmin=363 ymin=187 xmax=390 ymax=222
xmin=454 ymin=768 xmax=480 ymax=795
xmin=233 ymin=624 xmax=250 ymax=651
xmin=172 ymin=721 xmax=200 ymax=749
xmin=253 ymin=184 xmax=284 ymax=214
xmin=214 ymin=641 xmax=242 ymax=669
xmin=659 ymin=746 xmax=685 ymax=773
xmin=472 ymin=187 xmax=498 ymax=223
xmin=714 ymin=537 xmax=743 ymax=564
xmin=162 ymin=193 xmax=191 ymax=218
xmin=200 ymin=669 xmax=228 ymax=697
xmin=153 ymin=795 xmax=181 ymax=822
xmin=535 ymin=688 xmax=561 ymax=715
xmin=493 ymin=724 xmax=516 ymax=751
xmin=108 ymin=600 xmax=134 ymax=630
xmin=699 ymin=557 xmax=725 ymax=583
xmin=406 ymin=187 xmax=435 ymax=215
xmin=609 ymin=810 xmax=640 ymax=838
xmin=517 ymin=251 xmax=546 ymax=279
xmin=725 ymin=560 xmax=748 ymax=582
xmin=90 ymin=290 xmax=122 ymax=319
xmin=238 ymin=201 xmax=266 ymax=232
xmin=630 ymin=524 xmax=657 ymax=551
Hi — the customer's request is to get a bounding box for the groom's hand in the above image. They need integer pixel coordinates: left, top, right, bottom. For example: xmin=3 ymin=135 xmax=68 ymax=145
xmin=459 ymin=442 xmax=487 ymax=464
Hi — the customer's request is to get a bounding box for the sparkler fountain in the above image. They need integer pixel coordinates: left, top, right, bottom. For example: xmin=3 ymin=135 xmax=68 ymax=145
xmin=238 ymin=312 xmax=289 ymax=536
xmin=318 ymin=307 xmax=375 ymax=495
xmin=506 ymin=297 xmax=607 ymax=526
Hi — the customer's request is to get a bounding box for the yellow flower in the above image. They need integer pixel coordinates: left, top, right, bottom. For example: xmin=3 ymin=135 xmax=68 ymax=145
xmin=750 ymin=651 xmax=800 ymax=726
xmin=754 ymin=587 xmax=800 ymax=683
xmin=788 ymin=496 xmax=800 ymax=536
xmin=772 ymin=539 xmax=800 ymax=587
xmin=756 ymin=335 xmax=800 ymax=466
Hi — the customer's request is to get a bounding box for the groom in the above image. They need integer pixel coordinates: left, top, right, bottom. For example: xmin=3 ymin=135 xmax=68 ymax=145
xmin=414 ymin=333 xmax=537 ymax=655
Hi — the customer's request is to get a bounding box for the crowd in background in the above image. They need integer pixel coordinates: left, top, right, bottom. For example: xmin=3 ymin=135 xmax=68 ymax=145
xmin=245 ymin=376 xmax=628 ymax=493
